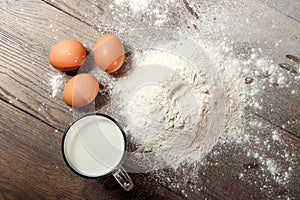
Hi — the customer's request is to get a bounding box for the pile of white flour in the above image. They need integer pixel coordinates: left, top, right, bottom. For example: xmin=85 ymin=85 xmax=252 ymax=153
xmin=111 ymin=45 xmax=226 ymax=170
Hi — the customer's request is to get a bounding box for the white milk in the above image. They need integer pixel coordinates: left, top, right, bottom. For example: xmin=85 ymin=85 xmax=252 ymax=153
xmin=63 ymin=115 xmax=125 ymax=177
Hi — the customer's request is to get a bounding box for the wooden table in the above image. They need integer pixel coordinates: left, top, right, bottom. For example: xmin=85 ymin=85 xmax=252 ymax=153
xmin=1 ymin=0 xmax=299 ymax=199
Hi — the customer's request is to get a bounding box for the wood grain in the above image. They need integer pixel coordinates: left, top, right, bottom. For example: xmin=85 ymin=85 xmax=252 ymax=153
xmin=0 ymin=0 xmax=299 ymax=199
xmin=0 ymin=100 xmax=184 ymax=200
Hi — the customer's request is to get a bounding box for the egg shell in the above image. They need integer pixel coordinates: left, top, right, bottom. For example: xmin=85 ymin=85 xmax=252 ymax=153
xmin=94 ymin=34 xmax=125 ymax=73
xmin=63 ymin=73 xmax=99 ymax=107
xmin=49 ymin=40 xmax=86 ymax=71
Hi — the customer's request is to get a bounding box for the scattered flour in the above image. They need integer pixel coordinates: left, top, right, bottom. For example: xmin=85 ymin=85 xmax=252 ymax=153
xmin=110 ymin=0 xmax=176 ymax=27
xmin=272 ymin=130 xmax=280 ymax=141
xmin=115 ymin=33 xmax=297 ymax=198
xmin=114 ymin=0 xmax=152 ymax=12
xmin=49 ymin=73 xmax=64 ymax=98
xmin=44 ymin=1 xmax=299 ymax=198
xmin=63 ymin=29 xmax=298 ymax=198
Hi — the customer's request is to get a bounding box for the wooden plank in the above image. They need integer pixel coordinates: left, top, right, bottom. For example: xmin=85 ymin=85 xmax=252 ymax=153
xmin=0 ymin=100 xmax=184 ymax=199
xmin=39 ymin=3 xmax=299 ymax=198
xmin=0 ymin=0 xmax=103 ymax=131
xmin=0 ymin=0 xmax=299 ymax=199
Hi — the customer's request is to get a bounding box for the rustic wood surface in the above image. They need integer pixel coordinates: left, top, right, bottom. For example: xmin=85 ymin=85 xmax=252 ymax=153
xmin=0 ymin=0 xmax=299 ymax=199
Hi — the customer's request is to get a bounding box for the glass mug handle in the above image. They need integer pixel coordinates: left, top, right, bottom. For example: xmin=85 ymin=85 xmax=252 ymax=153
xmin=112 ymin=167 xmax=134 ymax=191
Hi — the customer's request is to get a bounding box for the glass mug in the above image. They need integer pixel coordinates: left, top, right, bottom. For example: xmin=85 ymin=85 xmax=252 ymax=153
xmin=62 ymin=113 xmax=134 ymax=191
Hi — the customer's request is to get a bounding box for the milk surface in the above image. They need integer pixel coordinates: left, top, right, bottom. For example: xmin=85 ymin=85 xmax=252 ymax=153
xmin=64 ymin=115 xmax=125 ymax=177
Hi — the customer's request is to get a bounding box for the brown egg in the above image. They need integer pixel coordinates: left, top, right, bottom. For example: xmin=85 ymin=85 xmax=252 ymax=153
xmin=62 ymin=73 xmax=99 ymax=107
xmin=94 ymin=34 xmax=125 ymax=73
xmin=49 ymin=40 xmax=86 ymax=71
